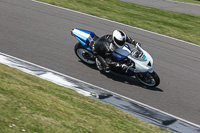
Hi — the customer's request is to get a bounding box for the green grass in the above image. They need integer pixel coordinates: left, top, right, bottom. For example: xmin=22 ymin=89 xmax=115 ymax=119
xmin=0 ymin=63 xmax=169 ymax=133
xmin=38 ymin=0 xmax=200 ymax=45
xmin=173 ymin=0 xmax=200 ymax=5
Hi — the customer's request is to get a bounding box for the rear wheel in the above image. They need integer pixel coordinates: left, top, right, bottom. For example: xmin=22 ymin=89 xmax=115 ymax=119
xmin=136 ymin=71 xmax=160 ymax=87
xmin=74 ymin=42 xmax=95 ymax=65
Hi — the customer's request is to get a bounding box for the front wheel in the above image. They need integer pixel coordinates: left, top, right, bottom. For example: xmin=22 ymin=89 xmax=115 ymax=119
xmin=135 ymin=71 xmax=160 ymax=87
xmin=74 ymin=42 xmax=95 ymax=65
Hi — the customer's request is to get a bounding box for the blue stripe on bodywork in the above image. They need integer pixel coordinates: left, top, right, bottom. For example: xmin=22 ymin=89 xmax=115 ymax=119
xmin=76 ymin=36 xmax=87 ymax=46
xmin=142 ymin=55 xmax=146 ymax=60
xmin=125 ymin=44 xmax=131 ymax=50
xmin=73 ymin=32 xmax=88 ymax=42
xmin=112 ymin=51 xmax=127 ymax=61
xmin=73 ymin=28 xmax=97 ymax=46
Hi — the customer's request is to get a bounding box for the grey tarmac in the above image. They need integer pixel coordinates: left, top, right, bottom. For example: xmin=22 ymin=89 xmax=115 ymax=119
xmin=0 ymin=0 xmax=200 ymax=126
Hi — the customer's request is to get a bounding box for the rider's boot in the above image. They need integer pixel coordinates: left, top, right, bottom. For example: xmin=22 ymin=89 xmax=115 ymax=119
xmin=96 ymin=55 xmax=110 ymax=73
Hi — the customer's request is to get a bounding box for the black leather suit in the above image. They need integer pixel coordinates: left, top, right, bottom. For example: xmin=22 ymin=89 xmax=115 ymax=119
xmin=90 ymin=34 xmax=136 ymax=70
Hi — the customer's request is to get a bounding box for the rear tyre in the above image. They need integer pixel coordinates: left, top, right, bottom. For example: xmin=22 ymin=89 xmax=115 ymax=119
xmin=74 ymin=42 xmax=95 ymax=65
xmin=136 ymin=71 xmax=160 ymax=87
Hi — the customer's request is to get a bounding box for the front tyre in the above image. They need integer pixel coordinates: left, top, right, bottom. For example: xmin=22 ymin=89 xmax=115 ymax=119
xmin=74 ymin=42 xmax=95 ymax=65
xmin=136 ymin=71 xmax=160 ymax=87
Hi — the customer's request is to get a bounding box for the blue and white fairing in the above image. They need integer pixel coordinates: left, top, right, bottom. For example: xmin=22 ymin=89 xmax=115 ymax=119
xmin=113 ymin=43 xmax=154 ymax=73
xmin=112 ymin=44 xmax=131 ymax=61
xmin=128 ymin=44 xmax=154 ymax=73
xmin=71 ymin=28 xmax=97 ymax=51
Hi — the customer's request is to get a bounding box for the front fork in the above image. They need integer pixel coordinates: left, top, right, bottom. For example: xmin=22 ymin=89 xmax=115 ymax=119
xmin=147 ymin=68 xmax=154 ymax=73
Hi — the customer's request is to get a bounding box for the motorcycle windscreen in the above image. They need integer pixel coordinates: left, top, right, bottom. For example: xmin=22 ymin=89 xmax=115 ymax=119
xmin=112 ymin=46 xmax=131 ymax=61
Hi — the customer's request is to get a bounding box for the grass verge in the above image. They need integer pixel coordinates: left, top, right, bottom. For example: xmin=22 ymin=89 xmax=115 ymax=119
xmin=173 ymin=0 xmax=200 ymax=5
xmin=38 ymin=0 xmax=200 ymax=45
xmin=0 ymin=63 xmax=169 ymax=133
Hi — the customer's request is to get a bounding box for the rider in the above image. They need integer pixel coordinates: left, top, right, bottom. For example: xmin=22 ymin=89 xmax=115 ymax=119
xmin=90 ymin=29 xmax=138 ymax=73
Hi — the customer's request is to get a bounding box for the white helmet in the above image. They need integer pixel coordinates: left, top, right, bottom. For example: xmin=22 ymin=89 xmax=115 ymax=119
xmin=112 ymin=30 xmax=126 ymax=48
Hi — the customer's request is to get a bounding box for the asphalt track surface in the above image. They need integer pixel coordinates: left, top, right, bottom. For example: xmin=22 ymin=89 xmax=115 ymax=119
xmin=120 ymin=0 xmax=200 ymax=16
xmin=0 ymin=0 xmax=200 ymax=126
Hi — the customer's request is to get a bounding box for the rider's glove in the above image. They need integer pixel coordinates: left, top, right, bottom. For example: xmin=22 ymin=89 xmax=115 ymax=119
xmin=132 ymin=40 xmax=137 ymax=46
xmin=132 ymin=41 xmax=142 ymax=47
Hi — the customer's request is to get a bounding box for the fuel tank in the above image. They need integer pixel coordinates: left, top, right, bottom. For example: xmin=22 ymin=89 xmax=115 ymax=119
xmin=112 ymin=45 xmax=131 ymax=61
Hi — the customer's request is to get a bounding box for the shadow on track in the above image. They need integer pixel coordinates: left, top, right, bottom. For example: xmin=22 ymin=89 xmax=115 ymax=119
xmin=81 ymin=61 xmax=163 ymax=92
xmin=102 ymin=71 xmax=163 ymax=92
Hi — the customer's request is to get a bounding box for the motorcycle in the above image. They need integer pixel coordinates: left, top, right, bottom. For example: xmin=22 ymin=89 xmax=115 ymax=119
xmin=71 ymin=28 xmax=160 ymax=87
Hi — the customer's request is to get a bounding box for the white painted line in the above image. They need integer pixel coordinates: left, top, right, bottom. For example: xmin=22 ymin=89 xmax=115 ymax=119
xmin=31 ymin=0 xmax=200 ymax=48
xmin=1 ymin=51 xmax=200 ymax=128
xmin=0 ymin=53 xmax=91 ymax=97
xmin=40 ymin=72 xmax=78 ymax=88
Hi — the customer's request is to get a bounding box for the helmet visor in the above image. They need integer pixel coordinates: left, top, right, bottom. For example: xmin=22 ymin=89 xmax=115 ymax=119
xmin=114 ymin=37 xmax=125 ymax=46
